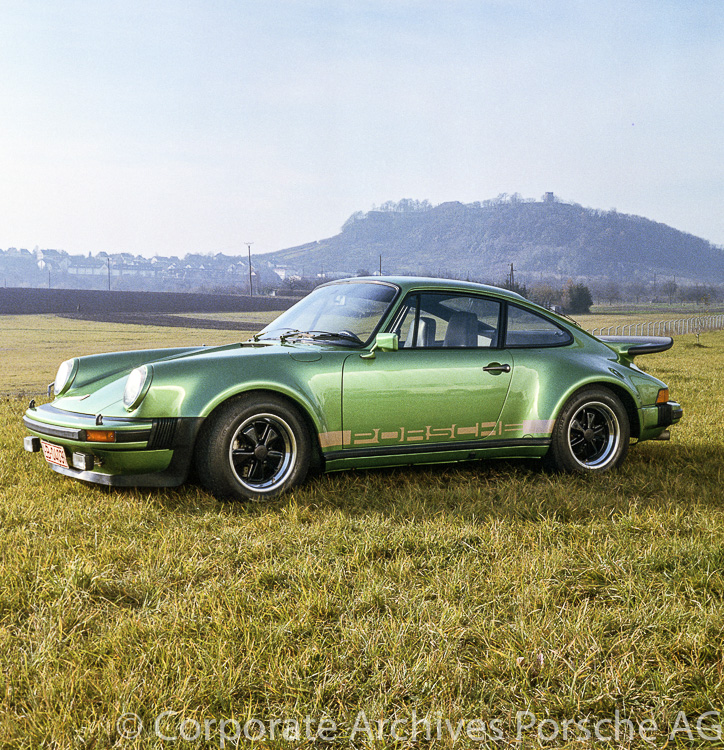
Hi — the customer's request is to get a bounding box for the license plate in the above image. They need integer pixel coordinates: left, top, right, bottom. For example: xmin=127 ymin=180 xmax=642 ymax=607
xmin=41 ymin=440 xmax=69 ymax=469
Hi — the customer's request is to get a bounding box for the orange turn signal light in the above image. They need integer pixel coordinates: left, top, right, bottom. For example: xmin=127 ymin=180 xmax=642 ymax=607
xmin=656 ymin=388 xmax=670 ymax=405
xmin=85 ymin=430 xmax=116 ymax=443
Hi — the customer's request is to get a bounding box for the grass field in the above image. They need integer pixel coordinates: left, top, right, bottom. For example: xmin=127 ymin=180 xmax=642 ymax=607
xmin=1 ymin=315 xmax=723 ymax=748
xmin=0 ymin=315 xmax=266 ymax=395
xmin=579 ymin=311 xmax=724 ymax=337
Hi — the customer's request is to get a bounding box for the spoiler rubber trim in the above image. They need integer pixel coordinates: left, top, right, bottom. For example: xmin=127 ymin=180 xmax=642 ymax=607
xmin=598 ymin=336 xmax=674 ymax=356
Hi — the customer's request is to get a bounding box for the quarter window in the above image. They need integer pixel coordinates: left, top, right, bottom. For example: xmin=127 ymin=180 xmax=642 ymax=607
xmin=505 ymin=305 xmax=572 ymax=347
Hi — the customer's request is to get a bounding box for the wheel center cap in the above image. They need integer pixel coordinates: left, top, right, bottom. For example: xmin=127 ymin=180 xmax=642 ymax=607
xmin=583 ymin=428 xmax=595 ymax=442
xmin=254 ymin=445 xmax=269 ymax=461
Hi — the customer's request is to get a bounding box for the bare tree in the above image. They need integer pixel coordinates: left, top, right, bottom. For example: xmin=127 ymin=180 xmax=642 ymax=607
xmin=661 ymin=279 xmax=678 ymax=304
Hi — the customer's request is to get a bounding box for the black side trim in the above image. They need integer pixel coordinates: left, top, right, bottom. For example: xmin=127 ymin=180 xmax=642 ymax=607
xmin=23 ymin=415 xmax=151 ymax=443
xmin=325 ymin=437 xmax=550 ymax=462
xmin=148 ymin=418 xmax=179 ymax=449
xmin=23 ymin=417 xmax=83 ymax=441
xmin=657 ymin=403 xmax=672 ymax=428
xmin=115 ymin=429 xmax=153 ymax=443
xmin=657 ymin=401 xmax=683 ymax=428
xmin=33 ymin=403 xmax=142 ymax=422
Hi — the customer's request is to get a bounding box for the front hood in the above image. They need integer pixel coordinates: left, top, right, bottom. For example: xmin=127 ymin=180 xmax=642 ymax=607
xmin=51 ymin=341 xmax=325 ymax=417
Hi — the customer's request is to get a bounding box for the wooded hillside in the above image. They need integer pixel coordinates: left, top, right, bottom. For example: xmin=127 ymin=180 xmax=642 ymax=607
xmin=269 ymin=196 xmax=724 ymax=284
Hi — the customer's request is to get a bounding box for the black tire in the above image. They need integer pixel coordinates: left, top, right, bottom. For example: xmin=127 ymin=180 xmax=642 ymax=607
xmin=545 ymin=387 xmax=630 ymax=473
xmin=194 ymin=394 xmax=312 ymax=501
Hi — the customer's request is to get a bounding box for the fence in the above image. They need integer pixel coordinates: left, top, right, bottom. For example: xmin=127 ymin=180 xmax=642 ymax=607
xmin=589 ymin=314 xmax=724 ymax=337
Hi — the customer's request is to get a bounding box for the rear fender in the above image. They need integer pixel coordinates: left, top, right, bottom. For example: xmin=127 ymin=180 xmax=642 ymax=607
xmin=549 ymin=379 xmax=643 ymax=439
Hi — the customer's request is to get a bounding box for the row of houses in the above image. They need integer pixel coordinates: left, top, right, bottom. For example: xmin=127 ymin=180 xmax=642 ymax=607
xmin=0 ymin=247 xmax=321 ymax=291
xmin=36 ymin=249 xmax=255 ymax=279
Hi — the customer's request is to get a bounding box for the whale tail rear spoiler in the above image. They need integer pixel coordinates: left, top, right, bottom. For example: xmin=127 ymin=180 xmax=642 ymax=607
xmin=598 ymin=335 xmax=674 ymax=358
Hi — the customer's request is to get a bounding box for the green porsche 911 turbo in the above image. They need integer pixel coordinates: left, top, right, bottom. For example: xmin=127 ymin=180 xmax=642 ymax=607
xmin=23 ymin=277 xmax=683 ymax=500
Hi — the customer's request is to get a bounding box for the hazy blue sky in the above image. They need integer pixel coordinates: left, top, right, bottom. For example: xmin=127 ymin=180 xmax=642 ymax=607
xmin=1 ymin=0 xmax=722 ymax=257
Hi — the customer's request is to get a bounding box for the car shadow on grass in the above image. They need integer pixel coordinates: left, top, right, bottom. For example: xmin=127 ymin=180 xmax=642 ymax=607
xmin=131 ymin=439 xmax=724 ymax=525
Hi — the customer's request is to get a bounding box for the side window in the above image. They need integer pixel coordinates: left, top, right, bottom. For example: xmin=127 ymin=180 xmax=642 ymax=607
xmin=505 ymin=304 xmax=573 ymax=347
xmin=394 ymin=293 xmax=501 ymax=348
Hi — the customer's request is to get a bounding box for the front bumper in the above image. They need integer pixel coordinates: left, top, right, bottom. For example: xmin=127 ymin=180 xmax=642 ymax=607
xmin=23 ymin=404 xmax=203 ymax=487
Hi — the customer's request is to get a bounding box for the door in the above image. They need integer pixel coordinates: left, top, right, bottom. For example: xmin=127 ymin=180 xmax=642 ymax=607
xmin=340 ymin=292 xmax=513 ymax=453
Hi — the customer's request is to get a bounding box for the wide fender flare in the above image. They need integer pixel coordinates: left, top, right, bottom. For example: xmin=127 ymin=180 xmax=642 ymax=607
xmin=195 ymin=381 xmax=332 ymax=445
xmin=549 ymin=378 xmax=642 ymax=437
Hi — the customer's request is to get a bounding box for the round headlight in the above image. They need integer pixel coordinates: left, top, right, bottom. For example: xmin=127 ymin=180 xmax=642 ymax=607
xmin=54 ymin=358 xmax=79 ymax=397
xmin=123 ymin=365 xmax=152 ymax=411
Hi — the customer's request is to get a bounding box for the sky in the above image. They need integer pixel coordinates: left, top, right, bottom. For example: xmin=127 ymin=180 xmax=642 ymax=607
xmin=1 ymin=0 xmax=722 ymax=258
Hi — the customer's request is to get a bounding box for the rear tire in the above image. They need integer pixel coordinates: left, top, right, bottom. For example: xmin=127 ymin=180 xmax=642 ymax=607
xmin=546 ymin=387 xmax=629 ymax=473
xmin=194 ymin=394 xmax=312 ymax=501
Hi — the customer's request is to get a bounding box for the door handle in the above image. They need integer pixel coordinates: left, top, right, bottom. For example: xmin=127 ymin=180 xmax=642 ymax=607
xmin=483 ymin=363 xmax=511 ymax=373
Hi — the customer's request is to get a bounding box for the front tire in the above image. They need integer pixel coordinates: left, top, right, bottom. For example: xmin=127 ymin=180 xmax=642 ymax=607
xmin=194 ymin=394 xmax=312 ymax=500
xmin=546 ymin=387 xmax=630 ymax=473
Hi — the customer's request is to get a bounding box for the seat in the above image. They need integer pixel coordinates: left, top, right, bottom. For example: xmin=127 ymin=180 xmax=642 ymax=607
xmin=443 ymin=311 xmax=478 ymax=347
xmin=415 ymin=316 xmax=437 ymax=347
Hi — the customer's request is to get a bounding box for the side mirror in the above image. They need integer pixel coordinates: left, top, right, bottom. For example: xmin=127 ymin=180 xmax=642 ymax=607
xmin=361 ymin=332 xmax=398 ymax=359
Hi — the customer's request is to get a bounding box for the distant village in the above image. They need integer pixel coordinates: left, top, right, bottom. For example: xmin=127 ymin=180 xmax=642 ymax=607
xmin=0 ymin=247 xmax=339 ymax=295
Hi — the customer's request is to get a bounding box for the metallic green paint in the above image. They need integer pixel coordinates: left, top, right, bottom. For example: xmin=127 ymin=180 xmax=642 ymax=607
xmin=341 ymin=347 xmax=513 ymax=446
xmin=23 ymin=276 xmax=683 ymax=492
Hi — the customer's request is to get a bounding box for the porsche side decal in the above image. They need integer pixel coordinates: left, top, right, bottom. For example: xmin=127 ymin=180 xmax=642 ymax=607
xmin=319 ymin=419 xmax=554 ymax=449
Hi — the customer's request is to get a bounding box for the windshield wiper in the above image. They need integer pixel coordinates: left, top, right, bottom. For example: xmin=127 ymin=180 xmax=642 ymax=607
xmin=254 ymin=329 xmax=364 ymax=345
xmin=251 ymin=328 xmax=301 ymax=343
xmin=306 ymin=330 xmax=364 ymax=344
xmin=281 ymin=330 xmax=364 ymax=345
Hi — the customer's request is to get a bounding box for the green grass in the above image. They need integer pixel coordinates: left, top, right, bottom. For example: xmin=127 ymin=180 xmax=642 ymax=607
xmin=1 ymin=320 xmax=723 ymax=747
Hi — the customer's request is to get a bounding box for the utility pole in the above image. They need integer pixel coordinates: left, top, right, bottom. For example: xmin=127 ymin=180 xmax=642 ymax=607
xmin=245 ymin=242 xmax=254 ymax=295
xmin=107 ymin=257 xmax=111 ymax=291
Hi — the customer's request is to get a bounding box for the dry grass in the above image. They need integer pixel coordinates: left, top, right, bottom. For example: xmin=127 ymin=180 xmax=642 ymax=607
xmin=578 ymin=305 xmax=724 ymax=334
xmin=1 ymin=316 xmax=723 ymax=748
xmin=0 ymin=315 xmax=271 ymax=394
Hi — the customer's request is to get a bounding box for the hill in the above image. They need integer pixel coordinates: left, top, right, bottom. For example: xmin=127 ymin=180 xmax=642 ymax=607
xmin=267 ymin=196 xmax=724 ymax=284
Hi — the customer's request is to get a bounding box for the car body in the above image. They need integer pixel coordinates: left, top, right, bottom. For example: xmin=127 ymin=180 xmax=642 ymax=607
xmin=23 ymin=277 xmax=683 ymax=500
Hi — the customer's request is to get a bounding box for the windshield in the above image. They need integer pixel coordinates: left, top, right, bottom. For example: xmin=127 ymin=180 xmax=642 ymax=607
xmin=256 ymin=281 xmax=398 ymax=344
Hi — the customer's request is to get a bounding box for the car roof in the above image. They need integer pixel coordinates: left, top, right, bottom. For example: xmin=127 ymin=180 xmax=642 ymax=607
xmin=325 ymin=275 xmax=527 ymax=301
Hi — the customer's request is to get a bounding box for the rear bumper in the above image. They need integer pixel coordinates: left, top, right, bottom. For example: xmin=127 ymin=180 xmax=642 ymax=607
xmin=639 ymin=400 xmax=683 ymax=441
xmin=657 ymin=400 xmax=684 ymax=428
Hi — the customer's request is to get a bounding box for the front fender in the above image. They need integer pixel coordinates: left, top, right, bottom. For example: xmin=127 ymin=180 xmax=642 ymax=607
xmin=132 ymin=348 xmax=347 ymax=439
xmin=60 ymin=347 xmax=205 ymax=398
